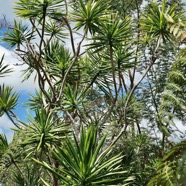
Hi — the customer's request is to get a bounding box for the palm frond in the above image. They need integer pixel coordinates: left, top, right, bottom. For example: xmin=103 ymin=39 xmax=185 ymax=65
xmin=35 ymin=125 xmax=135 ymax=185
xmin=0 ymin=54 xmax=13 ymax=77
xmin=0 ymin=85 xmax=19 ymax=113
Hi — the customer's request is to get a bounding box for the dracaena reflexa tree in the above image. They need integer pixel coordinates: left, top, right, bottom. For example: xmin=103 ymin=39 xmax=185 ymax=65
xmin=0 ymin=0 xmax=186 ymax=185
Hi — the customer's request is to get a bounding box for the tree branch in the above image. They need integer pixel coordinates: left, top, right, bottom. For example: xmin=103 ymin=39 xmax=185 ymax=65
xmin=56 ymin=28 xmax=87 ymax=102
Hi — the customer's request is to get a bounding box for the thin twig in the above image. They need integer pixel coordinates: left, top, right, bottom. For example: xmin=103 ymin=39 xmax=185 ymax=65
xmin=5 ymin=111 xmax=21 ymax=129
xmin=56 ymin=28 xmax=87 ymax=102
xmin=110 ymin=44 xmax=118 ymax=102
xmin=63 ymin=17 xmax=75 ymax=55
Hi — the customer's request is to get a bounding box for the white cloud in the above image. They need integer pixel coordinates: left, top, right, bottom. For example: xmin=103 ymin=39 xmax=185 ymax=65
xmin=0 ymin=45 xmax=38 ymax=93
xmin=168 ymin=119 xmax=186 ymax=142
xmin=0 ymin=0 xmax=17 ymax=21
xmin=0 ymin=114 xmax=14 ymax=143
xmin=0 ymin=128 xmax=3 ymax=134
xmin=5 ymin=131 xmax=14 ymax=143
xmin=0 ymin=114 xmax=15 ymax=129
xmin=141 ymin=118 xmax=186 ymax=143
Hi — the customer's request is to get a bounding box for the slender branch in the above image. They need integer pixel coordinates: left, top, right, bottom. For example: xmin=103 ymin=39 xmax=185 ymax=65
xmin=34 ymin=9 xmax=56 ymax=99
xmin=5 ymin=111 xmax=21 ymax=129
xmin=38 ymin=8 xmax=46 ymax=63
xmin=120 ymin=73 xmax=127 ymax=93
xmin=12 ymin=159 xmax=24 ymax=177
xmin=56 ymin=29 xmax=87 ymax=102
xmin=147 ymin=77 xmax=159 ymax=114
xmin=128 ymin=69 xmax=134 ymax=89
xmin=66 ymin=111 xmax=76 ymax=126
xmin=6 ymin=21 xmax=53 ymax=103
xmin=131 ymin=0 xmax=141 ymax=83
xmin=29 ymin=18 xmax=44 ymax=44
xmin=63 ymin=17 xmax=75 ymax=55
xmin=97 ymin=37 xmax=161 ymax=161
xmin=110 ymin=44 xmax=118 ymax=101
xmin=9 ymin=110 xmax=20 ymax=120
xmin=64 ymin=0 xmax=68 ymax=16
xmin=136 ymin=119 xmax=141 ymax=134
xmin=110 ymin=37 xmax=161 ymax=146
xmin=83 ymin=71 xmax=100 ymax=94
